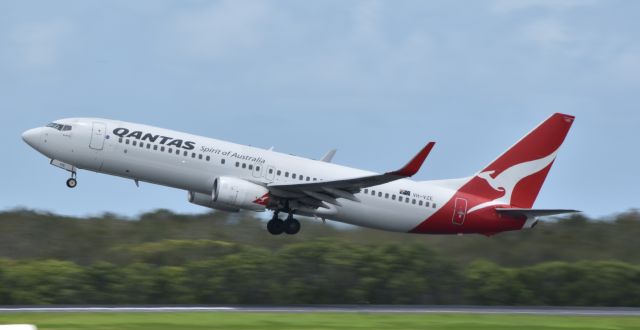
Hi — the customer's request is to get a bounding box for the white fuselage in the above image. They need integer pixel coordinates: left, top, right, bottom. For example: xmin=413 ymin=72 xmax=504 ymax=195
xmin=22 ymin=118 xmax=464 ymax=232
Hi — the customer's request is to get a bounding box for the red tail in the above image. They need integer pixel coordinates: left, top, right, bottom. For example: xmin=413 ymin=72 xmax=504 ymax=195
xmin=470 ymin=113 xmax=575 ymax=209
xmin=411 ymin=113 xmax=575 ymax=234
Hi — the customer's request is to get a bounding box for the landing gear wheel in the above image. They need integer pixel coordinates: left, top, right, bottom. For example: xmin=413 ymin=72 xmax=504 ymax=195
xmin=66 ymin=178 xmax=77 ymax=188
xmin=267 ymin=218 xmax=285 ymax=235
xmin=284 ymin=217 xmax=301 ymax=235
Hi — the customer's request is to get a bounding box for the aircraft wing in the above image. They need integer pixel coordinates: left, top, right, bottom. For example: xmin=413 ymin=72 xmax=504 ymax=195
xmin=496 ymin=208 xmax=580 ymax=218
xmin=267 ymin=142 xmax=435 ymax=208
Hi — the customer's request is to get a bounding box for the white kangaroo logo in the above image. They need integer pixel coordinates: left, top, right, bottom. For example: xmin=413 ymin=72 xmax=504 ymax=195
xmin=467 ymin=148 xmax=559 ymax=214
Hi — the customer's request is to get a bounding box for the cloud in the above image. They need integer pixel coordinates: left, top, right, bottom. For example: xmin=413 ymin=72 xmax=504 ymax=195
xmin=9 ymin=19 xmax=70 ymax=68
xmin=491 ymin=0 xmax=599 ymax=14
xmin=174 ymin=0 xmax=271 ymax=58
xmin=522 ymin=18 xmax=570 ymax=48
xmin=351 ymin=0 xmax=383 ymax=43
xmin=610 ymin=48 xmax=640 ymax=84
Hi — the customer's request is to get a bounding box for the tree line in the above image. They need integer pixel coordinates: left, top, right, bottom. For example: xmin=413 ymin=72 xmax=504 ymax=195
xmin=0 ymin=209 xmax=638 ymax=305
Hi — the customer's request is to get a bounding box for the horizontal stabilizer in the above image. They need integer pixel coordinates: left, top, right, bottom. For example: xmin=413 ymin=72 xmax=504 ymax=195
xmin=496 ymin=208 xmax=580 ymax=218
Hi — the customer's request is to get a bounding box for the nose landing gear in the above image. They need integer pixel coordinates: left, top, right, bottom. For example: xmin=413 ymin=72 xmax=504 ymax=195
xmin=267 ymin=212 xmax=301 ymax=235
xmin=50 ymin=160 xmax=78 ymax=189
xmin=66 ymin=172 xmax=77 ymax=188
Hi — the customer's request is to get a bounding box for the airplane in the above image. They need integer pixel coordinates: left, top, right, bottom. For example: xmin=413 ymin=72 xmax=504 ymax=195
xmin=21 ymin=113 xmax=578 ymax=236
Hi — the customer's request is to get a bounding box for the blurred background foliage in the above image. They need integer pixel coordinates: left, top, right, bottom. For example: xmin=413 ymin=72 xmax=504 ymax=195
xmin=0 ymin=209 xmax=638 ymax=306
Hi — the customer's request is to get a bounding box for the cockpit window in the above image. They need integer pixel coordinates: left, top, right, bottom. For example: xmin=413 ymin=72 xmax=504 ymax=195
xmin=46 ymin=122 xmax=72 ymax=131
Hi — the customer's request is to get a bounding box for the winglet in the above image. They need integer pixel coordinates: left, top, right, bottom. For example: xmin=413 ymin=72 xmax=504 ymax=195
xmin=320 ymin=149 xmax=337 ymax=162
xmin=389 ymin=142 xmax=435 ymax=177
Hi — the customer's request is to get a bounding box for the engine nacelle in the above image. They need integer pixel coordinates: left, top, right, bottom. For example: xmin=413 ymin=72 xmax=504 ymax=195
xmin=187 ymin=191 xmax=240 ymax=212
xmin=213 ymin=176 xmax=269 ymax=212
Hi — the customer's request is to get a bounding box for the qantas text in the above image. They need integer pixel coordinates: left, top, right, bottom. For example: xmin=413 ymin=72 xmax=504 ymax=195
xmin=112 ymin=128 xmax=195 ymax=150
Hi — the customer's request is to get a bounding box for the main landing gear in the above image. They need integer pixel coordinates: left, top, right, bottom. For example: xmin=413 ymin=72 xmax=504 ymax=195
xmin=267 ymin=212 xmax=301 ymax=235
xmin=66 ymin=171 xmax=77 ymax=188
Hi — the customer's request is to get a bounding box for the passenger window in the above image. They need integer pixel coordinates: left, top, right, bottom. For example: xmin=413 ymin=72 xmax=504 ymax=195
xmin=161 ymin=146 xmax=165 ymax=152
xmin=176 ymin=149 xmax=180 ymax=155
xmin=285 ymin=172 xmax=289 ymax=177
xmin=412 ymin=199 xmax=416 ymax=205
xmin=313 ymin=178 xmax=317 ymax=181
xmin=277 ymin=170 xmax=281 ymax=176
xmin=392 ymin=195 xmax=396 ymax=200
xmin=198 ymin=154 xmax=203 ymax=160
xmin=168 ymin=148 xmax=173 ymax=153
xmin=433 ymin=203 xmax=436 ymax=208
xmin=371 ymin=190 xmax=375 ymax=196
xmin=256 ymin=166 xmax=260 ymax=171
xmin=221 ymin=159 xmax=225 ymax=164
xmin=292 ymin=174 xmax=297 ymax=179
xmin=425 ymin=202 xmax=430 ymax=207
xmin=242 ymin=163 xmax=246 ymax=169
xmin=132 ymin=141 xmax=137 ymax=146
xmin=153 ymin=145 xmax=158 ymax=150
xmin=419 ymin=201 xmax=423 ymax=206
xmin=378 ymin=192 xmax=382 ymax=197
xmin=406 ymin=198 xmax=410 ymax=203
xmin=364 ymin=189 xmax=368 ymax=194
xmin=206 ymin=156 xmax=210 ymax=161
xmin=118 ymin=137 xmax=123 ymax=143
xmin=385 ymin=193 xmax=389 ymax=199
xmin=248 ymin=164 xmax=253 ymax=170
xmin=399 ymin=197 xmax=403 ymax=202
xmin=126 ymin=139 xmax=130 ymax=145
xmin=268 ymin=168 xmax=273 ymax=174
xmin=191 ymin=153 xmax=196 ymax=158
xmin=183 ymin=151 xmax=188 ymax=156
xmin=146 ymin=144 xmax=151 ymax=149
xmin=235 ymin=162 xmax=240 ymax=167
xmin=306 ymin=176 xmax=310 ymax=181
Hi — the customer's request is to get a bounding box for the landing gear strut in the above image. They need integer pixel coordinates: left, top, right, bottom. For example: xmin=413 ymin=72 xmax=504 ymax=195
xmin=267 ymin=212 xmax=301 ymax=235
xmin=66 ymin=171 xmax=77 ymax=188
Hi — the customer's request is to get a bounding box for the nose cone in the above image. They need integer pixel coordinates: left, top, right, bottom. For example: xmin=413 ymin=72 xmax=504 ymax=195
xmin=22 ymin=128 xmax=40 ymax=148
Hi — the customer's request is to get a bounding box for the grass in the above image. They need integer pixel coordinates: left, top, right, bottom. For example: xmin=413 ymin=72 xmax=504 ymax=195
xmin=0 ymin=312 xmax=639 ymax=330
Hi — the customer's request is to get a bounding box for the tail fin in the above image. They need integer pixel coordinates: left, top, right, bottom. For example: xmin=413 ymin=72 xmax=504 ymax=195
xmin=467 ymin=113 xmax=574 ymax=211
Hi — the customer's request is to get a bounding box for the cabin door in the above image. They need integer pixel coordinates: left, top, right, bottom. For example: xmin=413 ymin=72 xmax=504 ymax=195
xmin=452 ymin=198 xmax=468 ymax=225
xmin=89 ymin=122 xmax=107 ymax=150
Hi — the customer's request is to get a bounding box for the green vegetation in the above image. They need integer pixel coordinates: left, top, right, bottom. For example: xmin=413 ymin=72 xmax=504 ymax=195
xmin=0 ymin=209 xmax=638 ymax=305
xmin=0 ymin=312 xmax=639 ymax=330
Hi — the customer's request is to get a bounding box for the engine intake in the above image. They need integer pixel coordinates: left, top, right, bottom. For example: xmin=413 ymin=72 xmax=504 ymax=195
xmin=213 ymin=176 xmax=269 ymax=212
xmin=187 ymin=191 xmax=240 ymax=212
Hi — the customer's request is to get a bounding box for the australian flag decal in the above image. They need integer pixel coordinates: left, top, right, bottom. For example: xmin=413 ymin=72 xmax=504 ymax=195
xmin=399 ymin=189 xmax=411 ymax=196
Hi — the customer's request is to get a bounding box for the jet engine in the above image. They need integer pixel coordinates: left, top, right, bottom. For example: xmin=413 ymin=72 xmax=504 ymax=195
xmin=187 ymin=191 xmax=240 ymax=212
xmin=213 ymin=176 xmax=269 ymax=212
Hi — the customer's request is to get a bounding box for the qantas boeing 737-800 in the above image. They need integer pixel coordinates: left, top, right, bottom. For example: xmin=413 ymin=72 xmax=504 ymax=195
xmin=22 ymin=113 xmax=577 ymax=236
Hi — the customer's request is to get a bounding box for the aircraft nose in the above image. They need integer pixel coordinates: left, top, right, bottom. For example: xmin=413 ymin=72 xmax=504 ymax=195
xmin=21 ymin=128 xmax=41 ymax=148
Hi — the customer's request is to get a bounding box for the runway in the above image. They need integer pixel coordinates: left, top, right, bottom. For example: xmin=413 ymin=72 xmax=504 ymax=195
xmin=1 ymin=306 xmax=640 ymax=316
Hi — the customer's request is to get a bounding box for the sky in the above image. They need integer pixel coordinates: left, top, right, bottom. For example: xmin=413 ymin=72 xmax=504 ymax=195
xmin=1 ymin=0 xmax=638 ymax=219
